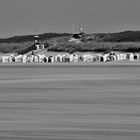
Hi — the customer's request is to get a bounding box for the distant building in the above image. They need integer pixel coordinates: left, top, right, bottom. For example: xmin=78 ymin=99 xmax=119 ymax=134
xmin=70 ymin=27 xmax=87 ymax=42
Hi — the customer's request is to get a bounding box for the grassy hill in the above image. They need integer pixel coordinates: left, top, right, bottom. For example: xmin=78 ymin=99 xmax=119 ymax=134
xmin=1 ymin=31 xmax=140 ymax=54
xmin=0 ymin=33 xmax=71 ymax=54
xmin=102 ymin=31 xmax=140 ymax=42
xmin=0 ymin=33 xmax=71 ymax=43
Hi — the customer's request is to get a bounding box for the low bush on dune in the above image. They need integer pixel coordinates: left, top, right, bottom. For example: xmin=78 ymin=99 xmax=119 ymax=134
xmin=1 ymin=41 xmax=140 ymax=54
xmin=1 ymin=34 xmax=140 ymax=54
xmin=48 ymin=42 xmax=140 ymax=53
xmin=17 ymin=44 xmax=37 ymax=54
xmin=0 ymin=42 xmax=33 ymax=54
xmin=0 ymin=33 xmax=71 ymax=43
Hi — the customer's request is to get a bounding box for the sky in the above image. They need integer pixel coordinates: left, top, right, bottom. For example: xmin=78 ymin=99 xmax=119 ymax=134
xmin=0 ymin=0 xmax=140 ymax=38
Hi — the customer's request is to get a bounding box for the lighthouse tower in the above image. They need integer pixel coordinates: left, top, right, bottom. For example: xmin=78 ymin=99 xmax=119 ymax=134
xmin=34 ymin=35 xmax=40 ymax=50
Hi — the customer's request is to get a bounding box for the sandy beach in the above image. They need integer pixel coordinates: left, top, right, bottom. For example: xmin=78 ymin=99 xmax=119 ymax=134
xmin=0 ymin=61 xmax=140 ymax=140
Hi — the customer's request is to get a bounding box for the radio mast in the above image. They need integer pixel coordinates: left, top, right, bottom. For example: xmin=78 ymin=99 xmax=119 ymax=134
xmin=72 ymin=23 xmax=75 ymax=34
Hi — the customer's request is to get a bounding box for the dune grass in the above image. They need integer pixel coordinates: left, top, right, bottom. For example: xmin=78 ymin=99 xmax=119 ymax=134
xmin=48 ymin=42 xmax=140 ymax=53
xmin=1 ymin=38 xmax=140 ymax=54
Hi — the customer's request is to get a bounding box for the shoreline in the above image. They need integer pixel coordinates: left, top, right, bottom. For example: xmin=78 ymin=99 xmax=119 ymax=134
xmin=0 ymin=61 xmax=140 ymax=67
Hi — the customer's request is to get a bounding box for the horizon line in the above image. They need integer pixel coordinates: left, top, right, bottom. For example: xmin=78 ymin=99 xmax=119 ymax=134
xmin=0 ymin=29 xmax=140 ymax=39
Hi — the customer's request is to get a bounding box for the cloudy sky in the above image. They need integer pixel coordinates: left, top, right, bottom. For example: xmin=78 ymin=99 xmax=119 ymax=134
xmin=0 ymin=0 xmax=140 ymax=38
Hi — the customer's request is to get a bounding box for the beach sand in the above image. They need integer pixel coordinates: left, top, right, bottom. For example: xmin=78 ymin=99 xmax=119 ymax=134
xmin=0 ymin=61 xmax=140 ymax=140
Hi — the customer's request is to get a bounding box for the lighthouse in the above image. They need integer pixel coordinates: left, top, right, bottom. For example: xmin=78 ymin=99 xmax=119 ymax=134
xmin=34 ymin=35 xmax=40 ymax=50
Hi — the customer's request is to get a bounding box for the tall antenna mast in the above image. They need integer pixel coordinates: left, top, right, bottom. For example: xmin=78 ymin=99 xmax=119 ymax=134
xmin=34 ymin=25 xmax=39 ymax=35
xmin=72 ymin=23 xmax=75 ymax=34
xmin=34 ymin=28 xmax=37 ymax=34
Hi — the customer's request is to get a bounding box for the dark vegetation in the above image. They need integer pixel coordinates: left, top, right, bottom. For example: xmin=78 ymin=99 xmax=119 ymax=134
xmin=17 ymin=44 xmax=36 ymax=55
xmin=48 ymin=42 xmax=140 ymax=53
xmin=0 ymin=33 xmax=71 ymax=43
xmin=1 ymin=31 xmax=140 ymax=54
xmin=102 ymin=31 xmax=140 ymax=42
xmin=0 ymin=42 xmax=33 ymax=54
